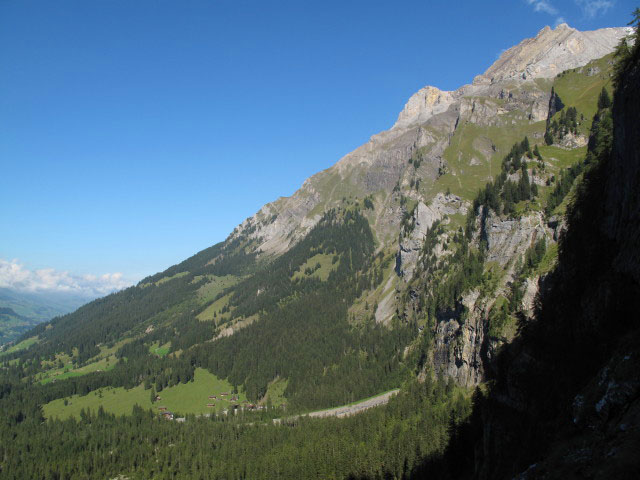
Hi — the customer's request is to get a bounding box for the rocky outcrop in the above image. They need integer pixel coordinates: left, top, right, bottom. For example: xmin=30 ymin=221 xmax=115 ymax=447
xmin=431 ymin=289 xmax=485 ymax=387
xmin=393 ymin=86 xmax=455 ymax=129
xmin=397 ymin=193 xmax=467 ymax=279
xmin=428 ymin=210 xmax=553 ymax=387
xmin=474 ymin=24 xmax=631 ymax=85
xmin=485 ymin=211 xmax=548 ymax=266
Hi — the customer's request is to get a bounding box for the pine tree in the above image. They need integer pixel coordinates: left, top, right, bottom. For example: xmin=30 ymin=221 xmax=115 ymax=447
xmin=533 ymin=144 xmax=542 ymax=160
xmin=597 ymin=87 xmax=612 ymax=110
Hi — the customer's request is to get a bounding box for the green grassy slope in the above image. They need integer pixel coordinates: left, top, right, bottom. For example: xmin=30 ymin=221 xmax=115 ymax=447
xmin=44 ymin=368 xmax=244 ymax=419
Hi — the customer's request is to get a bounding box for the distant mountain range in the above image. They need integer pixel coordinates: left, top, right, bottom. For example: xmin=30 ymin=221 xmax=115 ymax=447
xmin=0 ymin=288 xmax=93 ymax=346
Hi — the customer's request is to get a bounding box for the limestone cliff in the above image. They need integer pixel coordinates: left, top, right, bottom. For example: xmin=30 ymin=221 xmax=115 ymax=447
xmin=474 ymin=23 xmax=631 ymax=84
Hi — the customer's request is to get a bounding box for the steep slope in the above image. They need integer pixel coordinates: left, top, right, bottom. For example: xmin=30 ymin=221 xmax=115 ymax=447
xmin=229 ymin=23 xmax=630 ymax=259
xmin=2 ymin=23 xmax=632 ymax=415
xmin=465 ymin=27 xmax=640 ymax=480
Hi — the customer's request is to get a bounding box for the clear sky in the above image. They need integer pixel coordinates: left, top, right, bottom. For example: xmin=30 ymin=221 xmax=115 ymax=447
xmin=0 ymin=0 xmax=634 ymax=292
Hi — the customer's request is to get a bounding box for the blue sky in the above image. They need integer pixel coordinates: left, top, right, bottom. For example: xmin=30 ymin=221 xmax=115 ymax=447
xmin=0 ymin=0 xmax=634 ymax=291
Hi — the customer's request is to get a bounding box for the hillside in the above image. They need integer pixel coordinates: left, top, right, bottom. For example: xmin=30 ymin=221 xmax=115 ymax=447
xmin=0 ymin=288 xmax=92 ymax=347
xmin=0 ymin=20 xmax=638 ymax=479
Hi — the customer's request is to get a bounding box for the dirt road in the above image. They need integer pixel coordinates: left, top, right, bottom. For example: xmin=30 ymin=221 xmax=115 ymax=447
xmin=273 ymin=389 xmax=400 ymax=424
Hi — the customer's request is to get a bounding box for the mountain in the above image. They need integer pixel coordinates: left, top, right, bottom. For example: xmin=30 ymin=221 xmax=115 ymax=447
xmin=6 ymin=22 xmax=630 ymax=398
xmin=0 ymin=288 xmax=93 ymax=347
xmin=1 ymin=21 xmax=638 ymax=479
xmin=229 ymin=23 xmax=630 ymax=259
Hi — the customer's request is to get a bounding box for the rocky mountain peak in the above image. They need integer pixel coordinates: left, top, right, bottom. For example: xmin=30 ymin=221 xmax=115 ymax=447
xmin=229 ymin=24 xmax=630 ymax=260
xmin=473 ymin=23 xmax=631 ymax=85
xmin=392 ymin=85 xmax=455 ymax=129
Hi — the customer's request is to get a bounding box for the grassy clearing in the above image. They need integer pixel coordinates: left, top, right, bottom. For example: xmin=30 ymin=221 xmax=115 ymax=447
xmin=437 ymin=119 xmax=546 ymax=202
xmin=155 ymin=271 xmax=189 ymax=286
xmin=0 ymin=336 xmax=38 ymax=356
xmin=197 ymin=293 xmax=233 ymax=322
xmin=196 ymin=275 xmax=240 ymax=304
xmin=488 ymin=296 xmax=516 ymax=340
xmin=552 ymin=54 xmax=614 ymax=133
xmin=95 ymin=338 xmax=134 ymax=359
xmin=540 ymin=145 xmax=587 ymax=171
xmin=140 ymin=271 xmax=189 ymax=288
xmin=40 ymin=356 xmax=116 ymax=384
xmin=262 ymin=377 xmax=288 ymax=407
xmin=43 ymin=368 xmax=245 ymax=419
xmin=149 ymin=342 xmax=171 ymax=357
xmin=291 ymin=253 xmax=338 ymax=282
xmin=537 ymin=242 xmax=559 ymax=276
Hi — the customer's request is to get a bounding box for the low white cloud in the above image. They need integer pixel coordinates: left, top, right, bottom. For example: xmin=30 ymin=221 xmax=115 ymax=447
xmin=526 ymin=0 xmax=559 ymax=15
xmin=574 ymin=0 xmax=614 ymax=18
xmin=555 ymin=16 xmax=567 ymax=26
xmin=0 ymin=258 xmax=130 ymax=297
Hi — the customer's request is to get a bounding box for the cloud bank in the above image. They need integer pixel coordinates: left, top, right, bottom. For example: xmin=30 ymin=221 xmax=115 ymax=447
xmin=0 ymin=258 xmax=131 ymax=297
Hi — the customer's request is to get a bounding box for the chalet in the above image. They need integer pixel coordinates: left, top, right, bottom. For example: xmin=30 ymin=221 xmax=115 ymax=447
xmin=208 ymin=395 xmax=217 ymax=399
xmin=220 ymin=392 xmax=229 ymax=397
xmin=231 ymin=395 xmax=238 ymax=401
xmin=157 ymin=406 xmax=167 ymax=411
xmin=206 ymin=403 xmax=215 ymax=407
xmin=161 ymin=411 xmax=174 ymax=420
xmin=155 ymin=395 xmax=162 ymax=401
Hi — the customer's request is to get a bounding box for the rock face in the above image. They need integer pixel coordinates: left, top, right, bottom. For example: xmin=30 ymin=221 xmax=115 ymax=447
xmin=393 ymin=86 xmax=455 ymax=130
xmin=474 ymin=24 xmax=631 ymax=84
xmin=432 ymin=289 xmax=485 ymax=387
xmin=485 ymin=211 xmax=548 ymax=265
xmin=397 ymin=193 xmax=467 ymax=279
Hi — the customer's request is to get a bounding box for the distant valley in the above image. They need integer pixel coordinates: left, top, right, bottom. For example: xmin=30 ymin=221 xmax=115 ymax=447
xmin=0 ymin=288 xmax=93 ymax=347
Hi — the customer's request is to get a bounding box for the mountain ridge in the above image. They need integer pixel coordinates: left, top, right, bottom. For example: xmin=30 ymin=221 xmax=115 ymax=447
xmin=227 ymin=23 xmax=630 ymax=262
